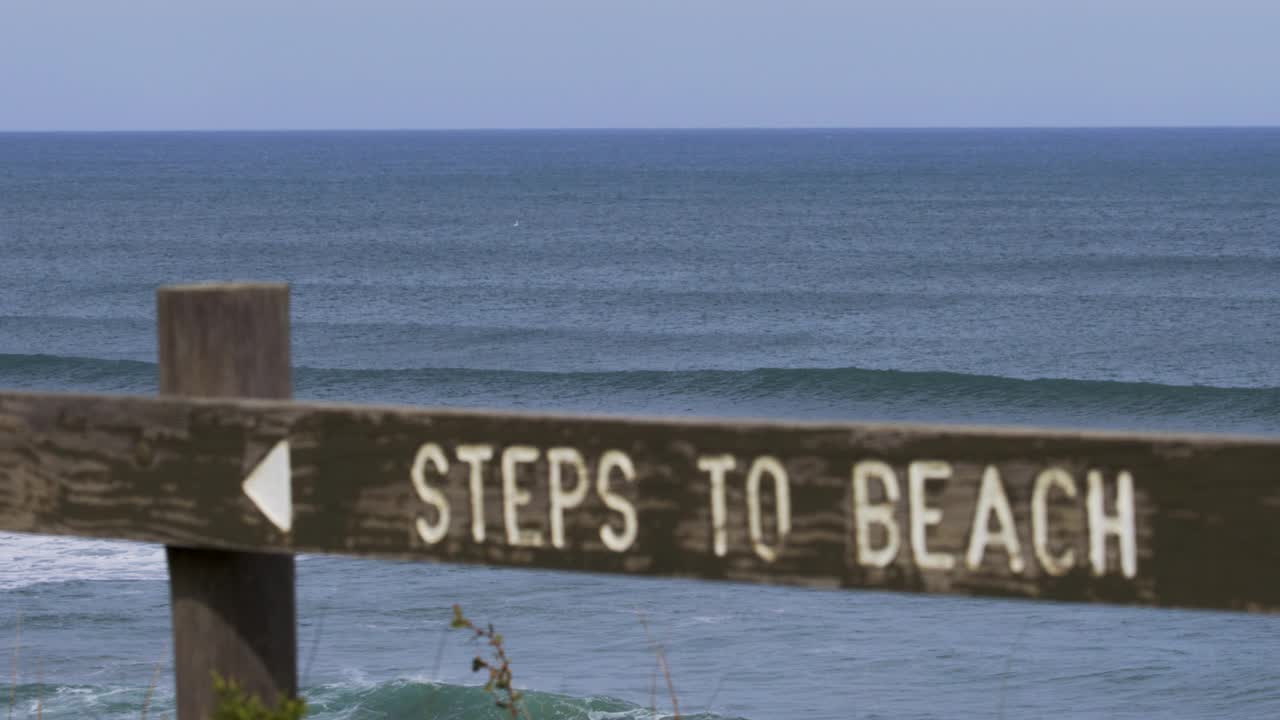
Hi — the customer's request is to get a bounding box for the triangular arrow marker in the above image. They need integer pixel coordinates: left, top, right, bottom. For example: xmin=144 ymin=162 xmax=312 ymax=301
xmin=243 ymin=440 xmax=292 ymax=533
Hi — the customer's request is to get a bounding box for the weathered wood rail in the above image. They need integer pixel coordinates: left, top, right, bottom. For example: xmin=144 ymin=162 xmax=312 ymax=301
xmin=5 ymin=390 xmax=1280 ymax=609
xmin=1 ymin=283 xmax=1277 ymax=718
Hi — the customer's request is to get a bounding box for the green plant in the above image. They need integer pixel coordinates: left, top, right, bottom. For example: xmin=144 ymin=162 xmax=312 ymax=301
xmin=450 ymin=605 xmax=525 ymax=719
xmin=210 ymin=675 xmax=306 ymax=720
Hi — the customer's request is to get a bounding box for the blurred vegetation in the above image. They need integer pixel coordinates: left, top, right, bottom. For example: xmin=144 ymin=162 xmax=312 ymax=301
xmin=450 ymin=604 xmax=526 ymax=720
xmin=210 ymin=674 xmax=306 ymax=720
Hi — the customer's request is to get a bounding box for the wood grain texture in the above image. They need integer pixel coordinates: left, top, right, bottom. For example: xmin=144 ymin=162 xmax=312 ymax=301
xmin=1 ymin=390 xmax=1278 ymax=613
xmin=157 ymin=284 xmax=296 ymax=720
xmin=157 ymin=283 xmax=291 ymax=399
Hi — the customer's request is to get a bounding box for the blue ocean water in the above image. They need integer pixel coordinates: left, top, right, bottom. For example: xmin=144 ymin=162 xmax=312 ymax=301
xmin=1 ymin=129 xmax=1279 ymax=719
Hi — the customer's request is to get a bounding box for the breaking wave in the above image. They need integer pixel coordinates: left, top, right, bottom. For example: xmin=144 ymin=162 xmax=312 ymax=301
xmin=2 ymin=353 xmax=1277 ymax=434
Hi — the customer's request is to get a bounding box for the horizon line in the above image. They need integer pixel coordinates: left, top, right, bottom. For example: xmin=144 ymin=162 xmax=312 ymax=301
xmin=2 ymin=123 xmax=1280 ymax=134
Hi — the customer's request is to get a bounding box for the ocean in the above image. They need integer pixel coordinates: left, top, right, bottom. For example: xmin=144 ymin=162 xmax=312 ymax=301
xmin=1 ymin=128 xmax=1278 ymax=719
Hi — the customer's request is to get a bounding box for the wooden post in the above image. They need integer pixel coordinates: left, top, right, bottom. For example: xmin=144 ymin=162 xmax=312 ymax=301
xmin=157 ymin=283 xmax=296 ymax=720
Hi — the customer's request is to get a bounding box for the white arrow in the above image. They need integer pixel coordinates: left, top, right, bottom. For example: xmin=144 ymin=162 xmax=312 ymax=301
xmin=242 ymin=440 xmax=292 ymax=533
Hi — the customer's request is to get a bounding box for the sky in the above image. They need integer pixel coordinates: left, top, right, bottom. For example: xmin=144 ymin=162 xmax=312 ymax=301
xmin=1 ymin=0 xmax=1278 ymax=131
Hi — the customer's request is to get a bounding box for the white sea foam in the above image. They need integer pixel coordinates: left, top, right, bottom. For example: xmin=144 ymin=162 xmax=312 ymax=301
xmin=0 ymin=532 xmax=167 ymax=590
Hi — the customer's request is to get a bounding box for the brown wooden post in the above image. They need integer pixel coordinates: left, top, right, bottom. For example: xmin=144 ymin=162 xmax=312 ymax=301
xmin=157 ymin=283 xmax=296 ymax=720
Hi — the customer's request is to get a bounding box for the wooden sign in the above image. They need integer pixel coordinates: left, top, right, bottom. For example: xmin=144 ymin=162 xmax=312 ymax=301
xmin=1 ymin=390 xmax=1278 ymax=612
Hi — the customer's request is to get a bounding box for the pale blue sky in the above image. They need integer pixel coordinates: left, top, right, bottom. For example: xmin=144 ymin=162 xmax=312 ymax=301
xmin=2 ymin=0 xmax=1277 ymax=130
